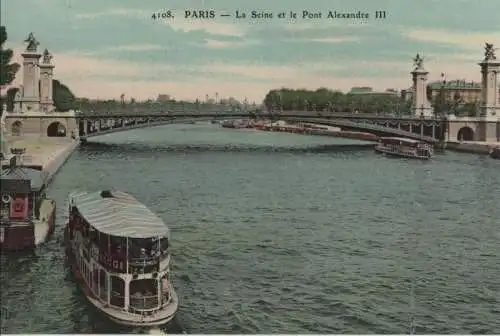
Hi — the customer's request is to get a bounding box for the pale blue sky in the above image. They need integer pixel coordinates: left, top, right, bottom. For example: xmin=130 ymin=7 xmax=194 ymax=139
xmin=3 ymin=0 xmax=500 ymax=101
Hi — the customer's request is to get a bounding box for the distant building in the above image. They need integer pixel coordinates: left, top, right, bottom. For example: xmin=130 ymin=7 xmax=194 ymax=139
xmin=428 ymin=80 xmax=483 ymax=103
xmin=156 ymin=94 xmax=171 ymax=101
xmin=349 ymin=87 xmax=399 ymax=96
xmin=349 ymin=86 xmax=373 ymax=94
xmin=403 ymin=79 xmax=500 ymax=104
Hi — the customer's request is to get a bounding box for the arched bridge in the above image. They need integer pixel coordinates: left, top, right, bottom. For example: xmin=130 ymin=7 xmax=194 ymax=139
xmin=77 ymin=110 xmax=444 ymax=143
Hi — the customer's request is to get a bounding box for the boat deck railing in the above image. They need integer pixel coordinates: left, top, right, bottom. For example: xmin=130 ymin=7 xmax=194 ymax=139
xmin=110 ymin=291 xmax=125 ymax=308
xmin=129 ymin=294 xmax=159 ymax=311
xmin=129 ymin=256 xmax=158 ymax=265
xmin=128 ymin=256 xmax=159 ymax=274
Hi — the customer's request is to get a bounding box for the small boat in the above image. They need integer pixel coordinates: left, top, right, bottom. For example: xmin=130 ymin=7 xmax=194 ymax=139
xmin=0 ymin=151 xmax=55 ymax=251
xmin=64 ymin=190 xmax=178 ymax=327
xmin=221 ymin=120 xmax=249 ymax=129
xmin=490 ymin=146 xmax=500 ymax=159
xmin=220 ymin=120 xmax=236 ymax=128
xmin=375 ymin=137 xmax=433 ymax=160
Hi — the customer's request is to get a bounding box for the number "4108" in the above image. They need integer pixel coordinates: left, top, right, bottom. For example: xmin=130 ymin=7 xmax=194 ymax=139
xmin=151 ymin=11 xmax=174 ymax=19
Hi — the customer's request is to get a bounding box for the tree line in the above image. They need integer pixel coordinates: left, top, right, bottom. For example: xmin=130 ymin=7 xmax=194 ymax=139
xmin=263 ymin=87 xmax=481 ymax=117
xmin=1 ymin=26 xmax=77 ymax=112
xmin=263 ymin=88 xmax=411 ymax=114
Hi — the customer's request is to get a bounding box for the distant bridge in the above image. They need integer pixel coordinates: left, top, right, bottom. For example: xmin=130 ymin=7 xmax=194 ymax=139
xmin=75 ymin=110 xmax=444 ymax=143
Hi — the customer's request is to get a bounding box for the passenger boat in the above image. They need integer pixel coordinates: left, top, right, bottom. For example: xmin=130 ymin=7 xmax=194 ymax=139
xmin=490 ymin=146 xmax=500 ymax=159
xmin=64 ymin=190 xmax=178 ymax=327
xmin=375 ymin=137 xmax=434 ymax=160
xmin=0 ymin=150 xmax=55 ymax=251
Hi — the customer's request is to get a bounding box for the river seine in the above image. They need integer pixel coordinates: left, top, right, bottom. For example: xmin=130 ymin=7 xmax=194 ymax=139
xmin=1 ymin=124 xmax=499 ymax=334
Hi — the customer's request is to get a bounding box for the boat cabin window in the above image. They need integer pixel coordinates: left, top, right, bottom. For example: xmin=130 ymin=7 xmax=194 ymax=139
xmin=127 ymin=238 xmax=160 ymax=274
xmin=89 ymin=227 xmax=98 ymax=243
xmin=110 ymin=275 xmax=125 ymax=308
xmin=110 ymin=236 xmax=126 ymax=258
xmin=96 ymin=231 xmax=108 ymax=251
xmin=129 ymin=279 xmax=159 ymax=311
xmin=128 ymin=238 xmax=159 ymax=259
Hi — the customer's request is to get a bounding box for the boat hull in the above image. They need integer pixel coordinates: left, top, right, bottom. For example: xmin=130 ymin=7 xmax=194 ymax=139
xmin=0 ymin=200 xmax=55 ymax=251
xmin=490 ymin=149 xmax=500 ymax=159
xmin=375 ymin=147 xmax=431 ymax=160
xmin=64 ymin=225 xmax=179 ymax=327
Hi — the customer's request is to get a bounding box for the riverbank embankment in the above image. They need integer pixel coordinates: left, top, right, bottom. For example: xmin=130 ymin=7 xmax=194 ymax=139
xmin=223 ymin=119 xmax=379 ymax=142
xmin=446 ymin=141 xmax=499 ymax=155
xmin=4 ymin=135 xmax=79 ymax=182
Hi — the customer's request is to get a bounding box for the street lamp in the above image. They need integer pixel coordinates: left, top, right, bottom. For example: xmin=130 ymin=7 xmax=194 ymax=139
xmin=438 ymin=72 xmax=446 ymax=119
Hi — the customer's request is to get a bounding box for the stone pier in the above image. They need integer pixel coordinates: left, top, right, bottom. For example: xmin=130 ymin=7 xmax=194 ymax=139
xmin=7 ymin=33 xmax=78 ymax=139
xmin=1 ymin=32 xmax=79 ymax=182
xmin=411 ymin=54 xmax=433 ymax=117
xmin=446 ymin=43 xmax=500 ymax=143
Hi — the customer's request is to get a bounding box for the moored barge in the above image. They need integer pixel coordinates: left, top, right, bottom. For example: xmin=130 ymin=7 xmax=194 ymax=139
xmin=0 ymin=152 xmax=55 ymax=251
xmin=64 ymin=190 xmax=178 ymax=327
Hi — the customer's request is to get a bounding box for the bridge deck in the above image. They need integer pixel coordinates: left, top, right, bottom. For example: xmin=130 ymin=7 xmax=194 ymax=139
xmin=78 ymin=113 xmax=440 ymax=143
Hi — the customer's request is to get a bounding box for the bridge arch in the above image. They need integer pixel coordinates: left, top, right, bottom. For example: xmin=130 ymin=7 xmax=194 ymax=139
xmin=457 ymin=126 xmax=475 ymax=141
xmin=47 ymin=121 xmax=67 ymax=137
xmin=11 ymin=121 xmax=22 ymax=136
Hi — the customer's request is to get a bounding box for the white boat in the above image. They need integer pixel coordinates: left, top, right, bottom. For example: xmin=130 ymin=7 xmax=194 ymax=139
xmin=375 ymin=137 xmax=434 ymax=160
xmin=64 ymin=190 xmax=178 ymax=327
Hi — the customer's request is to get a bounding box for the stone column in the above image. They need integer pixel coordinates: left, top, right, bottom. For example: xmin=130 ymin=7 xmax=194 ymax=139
xmin=20 ymin=33 xmax=42 ymax=113
xmin=478 ymin=43 xmax=500 ymax=117
xmin=477 ymin=43 xmax=500 ymax=142
xmin=0 ymin=103 xmax=10 ymax=158
xmin=39 ymin=49 xmax=56 ymax=113
xmin=411 ymin=54 xmax=433 ymax=117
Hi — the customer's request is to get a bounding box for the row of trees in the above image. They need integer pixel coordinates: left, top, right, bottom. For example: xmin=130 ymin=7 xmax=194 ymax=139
xmin=75 ymin=97 xmax=223 ymax=111
xmin=75 ymin=96 xmax=255 ymax=112
xmin=1 ymin=26 xmax=77 ymax=112
xmin=263 ymin=87 xmax=482 ymax=117
xmin=263 ymin=88 xmax=410 ymax=114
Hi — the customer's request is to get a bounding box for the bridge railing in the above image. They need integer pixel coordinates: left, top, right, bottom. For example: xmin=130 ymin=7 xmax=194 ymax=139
xmin=77 ymin=102 xmax=252 ymax=117
xmin=77 ymin=110 xmax=444 ymax=121
xmin=77 ymin=102 xmax=446 ymax=119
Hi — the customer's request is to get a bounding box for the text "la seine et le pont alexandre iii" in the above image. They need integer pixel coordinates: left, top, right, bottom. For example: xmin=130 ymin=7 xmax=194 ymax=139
xmin=151 ymin=10 xmax=387 ymax=20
